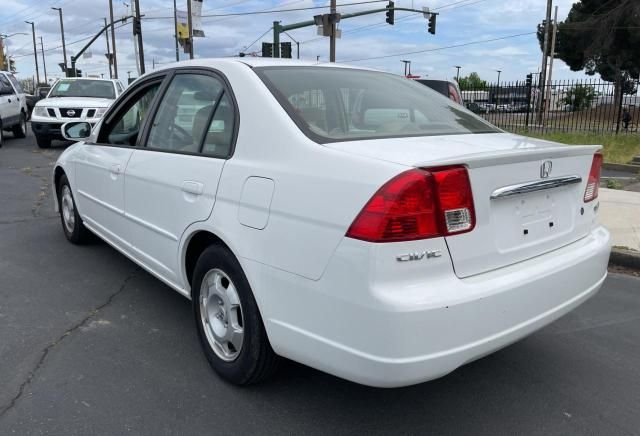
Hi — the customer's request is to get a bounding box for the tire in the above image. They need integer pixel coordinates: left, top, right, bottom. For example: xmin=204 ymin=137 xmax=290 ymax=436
xmin=193 ymin=245 xmax=279 ymax=385
xmin=36 ymin=134 xmax=51 ymax=149
xmin=12 ymin=112 xmax=26 ymax=138
xmin=57 ymin=174 xmax=92 ymax=244
xmin=0 ymin=121 xmax=3 ymax=148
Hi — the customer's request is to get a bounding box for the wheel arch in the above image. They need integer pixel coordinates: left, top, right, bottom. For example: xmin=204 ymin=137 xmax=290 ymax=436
xmin=53 ymin=166 xmax=67 ymax=210
xmin=183 ymin=229 xmax=234 ymax=294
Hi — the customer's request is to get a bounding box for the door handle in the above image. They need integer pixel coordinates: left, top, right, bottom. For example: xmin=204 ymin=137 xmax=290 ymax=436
xmin=181 ymin=181 xmax=204 ymax=196
xmin=7 ymin=98 xmax=11 ymax=103
xmin=110 ymin=164 xmax=121 ymax=175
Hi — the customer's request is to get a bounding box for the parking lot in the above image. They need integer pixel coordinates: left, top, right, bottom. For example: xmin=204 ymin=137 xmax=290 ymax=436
xmin=1 ymin=128 xmax=639 ymax=435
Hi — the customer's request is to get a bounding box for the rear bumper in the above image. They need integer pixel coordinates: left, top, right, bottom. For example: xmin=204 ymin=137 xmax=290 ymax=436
xmin=257 ymin=225 xmax=611 ymax=387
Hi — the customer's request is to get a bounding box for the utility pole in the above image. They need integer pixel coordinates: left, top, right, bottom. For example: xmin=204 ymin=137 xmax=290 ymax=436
xmin=133 ymin=0 xmax=145 ymax=74
xmin=108 ymin=0 xmax=118 ymax=78
xmin=454 ymin=65 xmax=461 ymax=82
xmin=173 ymin=0 xmax=179 ymax=61
xmin=104 ymin=18 xmax=112 ymax=78
xmin=39 ymin=36 xmax=48 ymax=83
xmin=187 ymin=0 xmax=194 ymax=59
xmin=0 ymin=38 xmax=5 ymax=71
xmin=538 ymin=0 xmax=553 ymax=123
xmin=52 ymin=7 xmax=67 ymax=74
xmin=544 ymin=5 xmax=558 ymax=119
xmin=25 ymin=21 xmax=40 ymax=84
xmin=329 ymin=0 xmax=337 ymax=62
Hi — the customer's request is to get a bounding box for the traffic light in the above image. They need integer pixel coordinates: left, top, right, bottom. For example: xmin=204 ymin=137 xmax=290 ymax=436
xmin=526 ymin=73 xmax=533 ymax=87
xmin=262 ymin=42 xmax=273 ymax=58
xmin=428 ymin=14 xmax=436 ymax=34
xmin=133 ymin=17 xmax=142 ymax=35
xmin=281 ymin=42 xmax=292 ymax=59
xmin=386 ymin=1 xmax=394 ymax=25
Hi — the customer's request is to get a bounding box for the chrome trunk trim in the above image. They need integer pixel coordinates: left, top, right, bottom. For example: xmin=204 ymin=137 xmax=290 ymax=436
xmin=490 ymin=175 xmax=582 ymax=199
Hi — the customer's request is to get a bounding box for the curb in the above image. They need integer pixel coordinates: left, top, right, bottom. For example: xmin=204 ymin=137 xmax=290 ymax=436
xmin=609 ymin=248 xmax=640 ymax=270
xmin=602 ymin=162 xmax=640 ymax=174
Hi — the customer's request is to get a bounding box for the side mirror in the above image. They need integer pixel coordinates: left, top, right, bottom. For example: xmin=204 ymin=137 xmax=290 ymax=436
xmin=62 ymin=121 xmax=92 ymax=140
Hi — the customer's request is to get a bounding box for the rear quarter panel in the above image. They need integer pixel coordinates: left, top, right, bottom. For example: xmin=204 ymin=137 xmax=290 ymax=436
xmin=202 ymin=62 xmax=407 ymax=281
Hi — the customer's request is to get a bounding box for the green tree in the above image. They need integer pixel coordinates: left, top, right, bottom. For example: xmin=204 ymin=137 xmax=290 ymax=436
xmin=562 ymin=84 xmax=597 ymax=111
xmin=456 ymin=72 xmax=487 ymax=90
xmin=537 ymin=0 xmax=640 ymax=106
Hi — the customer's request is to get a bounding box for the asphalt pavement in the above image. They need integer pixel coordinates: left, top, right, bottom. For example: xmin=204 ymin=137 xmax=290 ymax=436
xmin=1 ymin=128 xmax=639 ymax=435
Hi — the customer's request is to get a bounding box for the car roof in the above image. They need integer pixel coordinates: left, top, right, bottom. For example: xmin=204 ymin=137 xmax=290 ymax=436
xmin=145 ymin=57 xmax=379 ymax=76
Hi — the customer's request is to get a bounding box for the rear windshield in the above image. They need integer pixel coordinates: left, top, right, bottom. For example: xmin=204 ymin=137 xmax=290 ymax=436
xmin=255 ymin=66 xmax=499 ymax=143
xmin=49 ymin=79 xmax=116 ymax=99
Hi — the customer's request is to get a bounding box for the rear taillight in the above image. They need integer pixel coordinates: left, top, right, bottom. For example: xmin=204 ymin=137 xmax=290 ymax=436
xmin=346 ymin=166 xmax=475 ymax=243
xmin=584 ymin=153 xmax=603 ymax=202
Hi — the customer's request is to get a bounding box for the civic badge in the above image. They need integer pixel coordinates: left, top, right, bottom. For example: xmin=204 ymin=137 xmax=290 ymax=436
xmin=540 ymin=160 xmax=552 ymax=178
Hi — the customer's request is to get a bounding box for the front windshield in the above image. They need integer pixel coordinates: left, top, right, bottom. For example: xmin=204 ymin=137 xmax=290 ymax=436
xmin=49 ymin=79 xmax=116 ymax=99
xmin=256 ymin=67 xmax=500 ymax=142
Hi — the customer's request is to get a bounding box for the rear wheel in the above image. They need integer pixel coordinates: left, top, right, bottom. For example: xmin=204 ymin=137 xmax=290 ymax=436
xmin=36 ymin=134 xmax=51 ymax=149
xmin=57 ymin=174 xmax=91 ymax=244
xmin=193 ymin=245 xmax=279 ymax=385
xmin=12 ymin=113 xmax=26 ymax=138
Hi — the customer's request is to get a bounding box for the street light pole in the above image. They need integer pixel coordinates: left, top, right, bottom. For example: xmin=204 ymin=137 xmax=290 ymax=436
xmin=454 ymin=65 xmax=461 ymax=82
xmin=187 ymin=0 xmax=194 ymax=59
xmin=329 ymin=0 xmax=337 ymax=62
xmin=25 ymin=21 xmax=40 ymax=84
xmin=51 ymin=7 xmax=67 ymax=74
xmin=39 ymin=36 xmax=48 ymax=83
xmin=401 ymin=60 xmax=410 ymax=76
xmin=173 ymin=0 xmax=179 ymax=61
xmin=495 ymin=69 xmax=502 ymax=106
xmin=108 ymin=0 xmax=118 ymax=78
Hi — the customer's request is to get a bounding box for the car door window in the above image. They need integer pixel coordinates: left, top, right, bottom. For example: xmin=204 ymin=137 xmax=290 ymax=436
xmin=146 ymin=74 xmax=224 ymax=154
xmin=98 ymin=82 xmax=160 ymax=146
xmin=7 ymin=75 xmax=22 ymax=94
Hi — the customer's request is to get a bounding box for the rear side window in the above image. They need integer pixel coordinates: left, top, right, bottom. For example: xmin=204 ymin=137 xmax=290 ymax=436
xmin=256 ymin=67 xmax=498 ymax=143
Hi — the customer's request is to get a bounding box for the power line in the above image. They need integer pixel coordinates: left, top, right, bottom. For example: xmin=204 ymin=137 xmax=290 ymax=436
xmin=340 ymin=31 xmax=536 ymax=62
xmin=11 ymin=22 xmax=130 ymax=59
xmin=142 ymin=0 xmax=387 ymax=20
xmin=244 ymin=27 xmax=274 ymax=51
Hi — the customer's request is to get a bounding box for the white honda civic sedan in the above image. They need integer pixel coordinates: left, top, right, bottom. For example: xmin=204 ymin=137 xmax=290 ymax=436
xmin=53 ymin=59 xmax=610 ymax=387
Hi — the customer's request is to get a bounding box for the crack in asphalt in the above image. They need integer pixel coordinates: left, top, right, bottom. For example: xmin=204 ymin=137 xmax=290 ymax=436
xmin=0 ymin=269 xmax=139 ymax=418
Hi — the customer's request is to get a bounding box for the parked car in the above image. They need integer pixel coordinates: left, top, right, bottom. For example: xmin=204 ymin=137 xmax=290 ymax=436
xmin=30 ymin=78 xmax=125 ymax=148
xmin=465 ymin=102 xmax=489 ymax=114
xmin=0 ymin=71 xmax=28 ymax=147
xmin=25 ymin=86 xmax=52 ymax=117
xmin=53 ymin=59 xmax=610 ymax=388
xmin=415 ymin=79 xmax=463 ymax=105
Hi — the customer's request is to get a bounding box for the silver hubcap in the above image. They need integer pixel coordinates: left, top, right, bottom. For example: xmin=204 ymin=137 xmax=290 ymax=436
xmin=199 ymin=269 xmax=244 ymax=361
xmin=61 ymin=185 xmax=75 ymax=233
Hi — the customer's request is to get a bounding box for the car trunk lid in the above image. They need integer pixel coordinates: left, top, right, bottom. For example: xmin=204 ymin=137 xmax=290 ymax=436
xmin=328 ymin=133 xmax=602 ymax=277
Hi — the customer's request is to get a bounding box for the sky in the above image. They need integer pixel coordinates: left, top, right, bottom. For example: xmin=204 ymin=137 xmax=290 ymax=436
xmin=0 ymin=0 xmax=596 ymax=85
